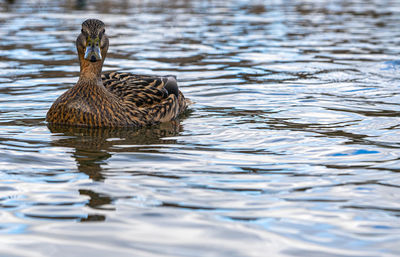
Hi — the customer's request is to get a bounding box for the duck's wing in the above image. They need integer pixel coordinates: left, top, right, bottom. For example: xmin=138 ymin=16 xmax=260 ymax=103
xmin=102 ymin=72 xmax=187 ymax=122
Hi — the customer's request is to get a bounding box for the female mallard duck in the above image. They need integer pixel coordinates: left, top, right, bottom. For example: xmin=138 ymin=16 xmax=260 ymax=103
xmin=46 ymin=19 xmax=189 ymax=127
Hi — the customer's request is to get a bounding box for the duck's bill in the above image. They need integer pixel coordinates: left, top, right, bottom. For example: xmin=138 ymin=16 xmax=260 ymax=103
xmin=84 ymin=39 xmax=102 ymax=62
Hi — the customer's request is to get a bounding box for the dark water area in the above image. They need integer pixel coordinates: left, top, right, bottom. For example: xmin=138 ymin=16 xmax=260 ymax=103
xmin=1 ymin=0 xmax=400 ymax=256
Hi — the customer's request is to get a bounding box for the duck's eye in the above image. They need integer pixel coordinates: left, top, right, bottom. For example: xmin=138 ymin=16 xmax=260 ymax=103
xmin=81 ymin=29 xmax=89 ymax=36
xmin=99 ymin=29 xmax=105 ymax=39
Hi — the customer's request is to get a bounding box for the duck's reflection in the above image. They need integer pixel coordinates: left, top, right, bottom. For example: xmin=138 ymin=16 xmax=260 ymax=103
xmin=49 ymin=121 xmax=182 ymax=181
xmin=48 ymin=121 xmax=182 ymax=222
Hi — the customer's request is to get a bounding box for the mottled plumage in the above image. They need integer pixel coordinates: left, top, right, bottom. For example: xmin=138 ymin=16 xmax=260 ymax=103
xmin=46 ymin=19 xmax=189 ymax=127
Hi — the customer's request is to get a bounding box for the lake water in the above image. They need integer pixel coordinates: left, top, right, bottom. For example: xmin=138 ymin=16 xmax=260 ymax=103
xmin=0 ymin=0 xmax=400 ymax=256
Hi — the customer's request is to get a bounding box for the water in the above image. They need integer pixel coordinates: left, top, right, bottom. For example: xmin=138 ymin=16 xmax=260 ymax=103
xmin=1 ymin=0 xmax=400 ymax=256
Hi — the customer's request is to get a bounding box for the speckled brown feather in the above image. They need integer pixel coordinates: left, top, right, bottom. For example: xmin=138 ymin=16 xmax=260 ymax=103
xmin=46 ymin=19 xmax=190 ymax=128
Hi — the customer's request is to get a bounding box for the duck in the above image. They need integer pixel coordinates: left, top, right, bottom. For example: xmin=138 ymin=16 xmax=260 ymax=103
xmin=46 ymin=19 xmax=190 ymax=127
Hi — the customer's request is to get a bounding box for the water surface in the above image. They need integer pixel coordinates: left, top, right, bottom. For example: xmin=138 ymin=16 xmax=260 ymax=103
xmin=0 ymin=0 xmax=400 ymax=256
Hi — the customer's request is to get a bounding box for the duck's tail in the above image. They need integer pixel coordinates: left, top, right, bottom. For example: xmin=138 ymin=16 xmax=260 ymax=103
xmin=185 ymin=98 xmax=194 ymax=106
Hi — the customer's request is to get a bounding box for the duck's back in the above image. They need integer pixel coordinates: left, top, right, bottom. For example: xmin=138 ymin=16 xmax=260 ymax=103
xmin=102 ymin=72 xmax=188 ymax=124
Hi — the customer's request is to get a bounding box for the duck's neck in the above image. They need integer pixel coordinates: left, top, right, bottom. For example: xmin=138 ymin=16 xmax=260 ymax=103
xmin=77 ymin=57 xmax=104 ymax=86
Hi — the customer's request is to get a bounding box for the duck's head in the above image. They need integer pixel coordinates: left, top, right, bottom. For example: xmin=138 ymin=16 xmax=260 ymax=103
xmin=76 ymin=19 xmax=109 ymax=64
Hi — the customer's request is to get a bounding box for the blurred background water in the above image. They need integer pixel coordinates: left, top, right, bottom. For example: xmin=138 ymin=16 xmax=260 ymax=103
xmin=0 ymin=0 xmax=400 ymax=256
